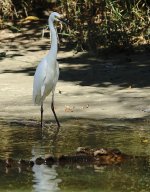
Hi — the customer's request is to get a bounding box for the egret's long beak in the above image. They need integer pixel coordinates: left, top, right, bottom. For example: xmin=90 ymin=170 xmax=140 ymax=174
xmin=58 ymin=18 xmax=69 ymax=25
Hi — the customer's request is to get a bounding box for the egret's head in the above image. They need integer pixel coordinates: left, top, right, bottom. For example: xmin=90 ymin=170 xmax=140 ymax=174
xmin=49 ymin=12 xmax=61 ymax=22
xmin=49 ymin=12 xmax=68 ymax=24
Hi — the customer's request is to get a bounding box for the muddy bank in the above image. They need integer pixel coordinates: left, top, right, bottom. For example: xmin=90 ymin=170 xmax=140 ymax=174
xmin=0 ymin=26 xmax=150 ymax=124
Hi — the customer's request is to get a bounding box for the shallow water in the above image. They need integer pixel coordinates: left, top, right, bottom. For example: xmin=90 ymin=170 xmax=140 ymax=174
xmin=0 ymin=119 xmax=150 ymax=192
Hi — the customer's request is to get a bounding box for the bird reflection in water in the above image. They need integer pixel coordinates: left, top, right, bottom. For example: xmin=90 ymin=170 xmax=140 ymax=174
xmin=32 ymin=164 xmax=61 ymax=192
xmin=32 ymin=126 xmax=61 ymax=192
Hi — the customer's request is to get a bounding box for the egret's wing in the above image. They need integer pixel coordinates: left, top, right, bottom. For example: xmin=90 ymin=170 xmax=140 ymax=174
xmin=33 ymin=58 xmax=47 ymax=105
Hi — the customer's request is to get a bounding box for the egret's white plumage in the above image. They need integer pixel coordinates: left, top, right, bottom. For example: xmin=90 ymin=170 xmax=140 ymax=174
xmin=33 ymin=58 xmax=59 ymax=105
xmin=33 ymin=12 xmax=63 ymax=128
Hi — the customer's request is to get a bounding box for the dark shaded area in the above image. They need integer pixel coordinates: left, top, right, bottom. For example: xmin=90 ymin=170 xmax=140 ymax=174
xmin=58 ymin=50 xmax=150 ymax=88
xmin=1 ymin=67 xmax=35 ymax=76
xmin=0 ymin=20 xmax=70 ymax=59
xmin=1 ymin=47 xmax=150 ymax=88
xmin=0 ymin=20 xmax=150 ymax=88
xmin=0 ymin=0 xmax=149 ymax=53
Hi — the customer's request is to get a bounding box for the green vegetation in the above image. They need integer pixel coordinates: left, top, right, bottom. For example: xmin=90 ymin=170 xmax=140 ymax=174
xmin=0 ymin=0 xmax=149 ymax=52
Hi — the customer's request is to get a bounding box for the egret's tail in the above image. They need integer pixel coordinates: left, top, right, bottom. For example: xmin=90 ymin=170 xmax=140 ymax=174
xmin=33 ymin=94 xmax=41 ymax=106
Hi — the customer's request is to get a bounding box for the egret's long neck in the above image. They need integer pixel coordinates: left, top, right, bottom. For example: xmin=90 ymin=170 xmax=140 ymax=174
xmin=48 ymin=19 xmax=58 ymax=59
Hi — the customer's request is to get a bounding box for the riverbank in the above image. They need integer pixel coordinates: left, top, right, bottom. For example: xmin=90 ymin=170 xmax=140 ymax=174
xmin=0 ymin=25 xmax=150 ymax=125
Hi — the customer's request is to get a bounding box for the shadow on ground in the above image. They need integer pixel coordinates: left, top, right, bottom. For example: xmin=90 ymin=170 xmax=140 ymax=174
xmin=1 ymin=49 xmax=150 ymax=88
xmin=58 ymin=50 xmax=150 ymax=88
xmin=0 ymin=22 xmax=150 ymax=88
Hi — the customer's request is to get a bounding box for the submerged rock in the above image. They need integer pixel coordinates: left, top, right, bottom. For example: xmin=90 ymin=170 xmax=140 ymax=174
xmin=5 ymin=158 xmax=14 ymax=167
xmin=1 ymin=147 xmax=147 ymax=169
xmin=35 ymin=157 xmax=45 ymax=165
xmin=76 ymin=147 xmax=94 ymax=156
xmin=58 ymin=154 xmax=94 ymax=165
xmin=45 ymin=154 xmax=56 ymax=165
xmin=18 ymin=159 xmax=34 ymax=167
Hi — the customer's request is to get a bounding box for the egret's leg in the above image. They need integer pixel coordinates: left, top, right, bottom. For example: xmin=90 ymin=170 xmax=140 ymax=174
xmin=41 ymin=102 xmax=43 ymax=128
xmin=51 ymin=92 xmax=60 ymax=128
xmin=41 ymin=86 xmax=45 ymax=129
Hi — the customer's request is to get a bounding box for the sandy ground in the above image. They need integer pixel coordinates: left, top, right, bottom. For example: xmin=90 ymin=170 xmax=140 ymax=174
xmin=0 ymin=23 xmax=150 ymax=125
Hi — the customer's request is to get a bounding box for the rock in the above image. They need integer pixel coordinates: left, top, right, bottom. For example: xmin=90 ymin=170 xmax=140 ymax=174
xmin=5 ymin=158 xmax=14 ymax=167
xmin=94 ymin=148 xmax=108 ymax=156
xmin=18 ymin=159 xmax=34 ymax=167
xmin=0 ymin=147 xmax=140 ymax=168
xmin=18 ymin=159 xmax=29 ymax=166
xmin=45 ymin=154 xmax=56 ymax=165
xmin=29 ymin=160 xmax=34 ymax=167
xmin=76 ymin=147 xmax=94 ymax=156
xmin=35 ymin=157 xmax=44 ymax=165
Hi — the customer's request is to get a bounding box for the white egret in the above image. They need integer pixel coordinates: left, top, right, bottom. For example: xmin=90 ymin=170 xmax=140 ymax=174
xmin=33 ymin=12 xmax=66 ymax=128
